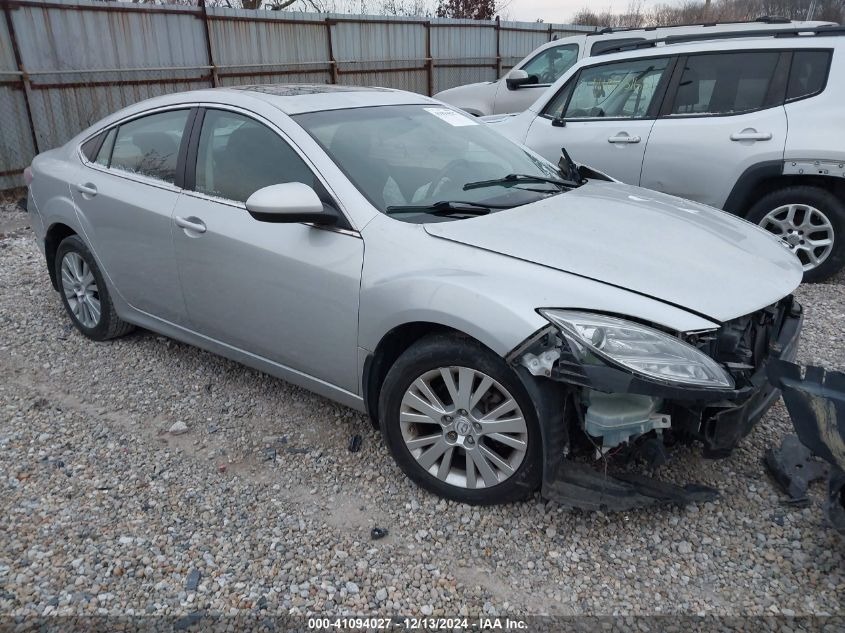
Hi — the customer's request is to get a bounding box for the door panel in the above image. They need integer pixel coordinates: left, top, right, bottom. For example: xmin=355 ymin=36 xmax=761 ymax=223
xmin=172 ymin=197 xmax=363 ymax=392
xmin=525 ymin=55 xmax=672 ymax=185
xmin=524 ymin=116 xmax=655 ymax=184
xmin=640 ymin=51 xmax=788 ymax=209
xmin=173 ymin=108 xmax=363 ymax=392
xmin=641 ymin=109 xmax=786 ymax=208
xmin=70 ymin=109 xmax=192 ymax=323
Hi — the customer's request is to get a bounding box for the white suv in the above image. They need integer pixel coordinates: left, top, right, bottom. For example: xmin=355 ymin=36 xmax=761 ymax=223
xmin=487 ymin=26 xmax=845 ymax=281
xmin=434 ymin=18 xmax=835 ymax=116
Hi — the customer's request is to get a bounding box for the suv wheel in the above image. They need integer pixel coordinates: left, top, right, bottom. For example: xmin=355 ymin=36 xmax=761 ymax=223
xmin=746 ymin=186 xmax=845 ymax=282
xmin=378 ymin=335 xmax=542 ymax=505
xmin=55 ymin=235 xmax=135 ymax=341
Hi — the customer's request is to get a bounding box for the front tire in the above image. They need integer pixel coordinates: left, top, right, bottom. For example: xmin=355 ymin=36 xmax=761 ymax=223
xmin=745 ymin=186 xmax=845 ymax=282
xmin=55 ymin=235 xmax=134 ymax=341
xmin=378 ymin=335 xmax=542 ymax=505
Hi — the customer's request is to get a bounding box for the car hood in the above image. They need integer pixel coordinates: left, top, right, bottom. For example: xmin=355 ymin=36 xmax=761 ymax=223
xmin=423 ymin=181 xmax=803 ymax=324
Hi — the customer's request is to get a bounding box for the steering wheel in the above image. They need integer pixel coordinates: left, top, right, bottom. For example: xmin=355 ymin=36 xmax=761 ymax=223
xmin=424 ymin=159 xmax=469 ymax=201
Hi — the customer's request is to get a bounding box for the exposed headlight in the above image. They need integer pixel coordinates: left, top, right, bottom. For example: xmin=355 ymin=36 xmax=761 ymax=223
xmin=539 ymin=310 xmax=733 ymax=389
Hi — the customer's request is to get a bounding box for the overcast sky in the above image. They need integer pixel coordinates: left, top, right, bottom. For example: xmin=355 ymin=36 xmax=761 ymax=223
xmin=505 ymin=0 xmax=666 ymax=23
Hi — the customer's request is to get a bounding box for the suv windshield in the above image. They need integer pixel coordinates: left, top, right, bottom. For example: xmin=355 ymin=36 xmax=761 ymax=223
xmin=294 ymin=105 xmax=568 ymax=220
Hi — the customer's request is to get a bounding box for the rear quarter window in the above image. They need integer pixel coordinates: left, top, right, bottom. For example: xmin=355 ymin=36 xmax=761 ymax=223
xmin=786 ymin=50 xmax=832 ymax=101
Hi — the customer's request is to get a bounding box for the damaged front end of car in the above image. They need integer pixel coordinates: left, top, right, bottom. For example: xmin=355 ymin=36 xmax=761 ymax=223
xmin=510 ymin=296 xmax=804 ymax=511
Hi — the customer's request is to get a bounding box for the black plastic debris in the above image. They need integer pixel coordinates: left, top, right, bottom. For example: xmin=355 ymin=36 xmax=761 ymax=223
xmin=768 ymin=361 xmax=845 ymax=536
xmin=370 ymin=527 xmax=388 ymax=540
xmin=348 ymin=434 xmax=363 ymax=453
xmin=764 ymin=434 xmax=827 ymax=504
xmin=185 ymin=568 xmax=201 ymax=592
xmin=543 ymin=460 xmax=719 ymax=512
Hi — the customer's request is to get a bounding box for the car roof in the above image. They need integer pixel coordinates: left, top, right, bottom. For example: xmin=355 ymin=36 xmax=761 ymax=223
xmin=575 ymin=31 xmax=843 ymax=66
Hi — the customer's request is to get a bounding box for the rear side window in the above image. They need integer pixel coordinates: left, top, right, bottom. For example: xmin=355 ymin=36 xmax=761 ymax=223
xmin=80 ymin=133 xmax=104 ymax=162
xmin=95 ymin=128 xmax=116 ymax=167
xmin=110 ymin=110 xmax=189 ymax=183
xmin=668 ymin=52 xmax=780 ymax=116
xmin=786 ymin=50 xmax=831 ymax=101
xmin=193 ymin=110 xmax=316 ymax=204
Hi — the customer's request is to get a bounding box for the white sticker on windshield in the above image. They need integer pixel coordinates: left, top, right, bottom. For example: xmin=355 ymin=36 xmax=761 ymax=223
xmin=424 ymin=107 xmax=478 ymax=126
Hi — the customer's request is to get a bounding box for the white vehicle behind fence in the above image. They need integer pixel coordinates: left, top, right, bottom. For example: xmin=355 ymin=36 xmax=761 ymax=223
xmin=434 ymin=17 xmax=836 ymax=116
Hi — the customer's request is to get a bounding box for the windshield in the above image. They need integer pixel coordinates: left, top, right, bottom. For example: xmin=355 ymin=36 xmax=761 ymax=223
xmin=294 ymin=104 xmax=567 ymax=221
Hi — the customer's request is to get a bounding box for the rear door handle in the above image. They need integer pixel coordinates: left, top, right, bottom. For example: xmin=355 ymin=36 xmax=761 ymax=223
xmin=75 ymin=183 xmax=98 ymax=197
xmin=608 ymin=134 xmax=641 ymax=144
xmin=174 ymin=216 xmax=207 ymax=234
xmin=730 ymin=130 xmax=772 ymax=142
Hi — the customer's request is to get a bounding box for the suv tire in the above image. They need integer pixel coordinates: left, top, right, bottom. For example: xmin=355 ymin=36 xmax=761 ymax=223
xmin=55 ymin=235 xmax=135 ymax=341
xmin=745 ymin=186 xmax=845 ymax=283
xmin=378 ymin=334 xmax=542 ymax=505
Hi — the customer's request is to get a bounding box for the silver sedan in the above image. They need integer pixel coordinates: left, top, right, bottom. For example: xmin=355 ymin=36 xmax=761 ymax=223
xmin=25 ymin=85 xmax=802 ymax=506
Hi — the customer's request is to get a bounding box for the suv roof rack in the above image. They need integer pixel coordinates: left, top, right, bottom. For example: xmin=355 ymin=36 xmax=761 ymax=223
xmin=593 ymin=25 xmax=845 ymax=55
xmin=587 ymin=15 xmax=792 ymax=36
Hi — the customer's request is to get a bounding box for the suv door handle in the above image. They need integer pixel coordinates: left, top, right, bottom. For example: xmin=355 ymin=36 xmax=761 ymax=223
xmin=608 ymin=134 xmax=641 ymax=144
xmin=175 ymin=216 xmax=207 ymax=234
xmin=75 ymin=183 xmax=98 ymax=197
xmin=730 ymin=130 xmax=773 ymax=142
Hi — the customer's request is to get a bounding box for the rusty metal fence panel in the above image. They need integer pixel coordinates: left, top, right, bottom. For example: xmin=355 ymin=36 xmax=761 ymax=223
xmin=0 ymin=0 xmax=593 ymax=189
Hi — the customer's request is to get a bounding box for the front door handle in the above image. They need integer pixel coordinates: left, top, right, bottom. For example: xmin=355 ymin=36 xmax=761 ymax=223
xmin=608 ymin=134 xmax=641 ymax=144
xmin=175 ymin=216 xmax=207 ymax=234
xmin=730 ymin=130 xmax=773 ymax=142
xmin=75 ymin=182 xmax=98 ymax=197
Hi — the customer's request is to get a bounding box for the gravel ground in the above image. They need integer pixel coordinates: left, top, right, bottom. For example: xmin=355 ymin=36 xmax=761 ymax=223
xmin=1 ymin=197 xmax=843 ymax=620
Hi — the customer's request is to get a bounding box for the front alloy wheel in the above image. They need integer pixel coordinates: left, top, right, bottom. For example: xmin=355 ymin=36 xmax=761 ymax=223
xmin=379 ymin=335 xmax=542 ymax=505
xmin=399 ymin=367 xmax=529 ymax=489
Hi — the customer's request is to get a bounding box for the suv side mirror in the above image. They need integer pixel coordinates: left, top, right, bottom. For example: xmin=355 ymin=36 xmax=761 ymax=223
xmin=505 ymin=69 xmax=538 ymax=91
xmin=245 ymin=182 xmax=338 ymax=225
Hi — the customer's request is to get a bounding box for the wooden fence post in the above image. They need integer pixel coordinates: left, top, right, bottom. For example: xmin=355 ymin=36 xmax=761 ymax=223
xmin=198 ymin=0 xmax=219 ymax=87
xmin=2 ymin=0 xmax=39 ymax=154
xmin=326 ymin=18 xmax=338 ymax=84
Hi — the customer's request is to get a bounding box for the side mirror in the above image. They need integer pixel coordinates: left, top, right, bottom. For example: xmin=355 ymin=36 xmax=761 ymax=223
xmin=505 ymin=69 xmax=538 ymax=91
xmin=245 ymin=182 xmax=338 ymax=225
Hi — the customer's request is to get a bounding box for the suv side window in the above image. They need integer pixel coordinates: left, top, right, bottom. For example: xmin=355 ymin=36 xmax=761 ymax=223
xmin=193 ymin=109 xmax=317 ymax=204
xmin=667 ymin=51 xmax=780 ymax=116
xmin=786 ymin=50 xmax=831 ymax=101
xmin=543 ymin=57 xmax=670 ymax=120
xmin=110 ymin=109 xmax=190 ymax=183
xmin=520 ymin=44 xmax=579 ymax=85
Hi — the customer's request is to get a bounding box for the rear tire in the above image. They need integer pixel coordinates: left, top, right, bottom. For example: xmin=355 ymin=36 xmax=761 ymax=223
xmin=55 ymin=235 xmax=135 ymax=341
xmin=378 ymin=334 xmax=542 ymax=505
xmin=745 ymin=186 xmax=845 ymax=283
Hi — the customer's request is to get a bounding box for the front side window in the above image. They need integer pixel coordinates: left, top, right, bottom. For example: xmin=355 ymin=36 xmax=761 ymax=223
xmin=520 ymin=44 xmax=579 ymax=85
xmin=668 ymin=52 xmax=780 ymax=116
xmin=786 ymin=50 xmax=831 ymax=101
xmin=193 ymin=110 xmax=316 ymax=204
xmin=110 ymin=110 xmax=189 ymax=183
xmin=544 ymin=57 xmax=670 ymax=120
xmin=294 ymin=104 xmax=564 ymax=220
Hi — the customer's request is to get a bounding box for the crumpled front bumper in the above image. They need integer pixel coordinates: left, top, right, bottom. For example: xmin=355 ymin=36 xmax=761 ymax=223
xmin=521 ymin=299 xmax=804 ymax=511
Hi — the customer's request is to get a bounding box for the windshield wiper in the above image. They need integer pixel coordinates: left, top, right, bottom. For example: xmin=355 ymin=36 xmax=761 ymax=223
xmin=462 ymin=173 xmax=578 ymax=191
xmin=385 ymin=200 xmax=513 ymax=216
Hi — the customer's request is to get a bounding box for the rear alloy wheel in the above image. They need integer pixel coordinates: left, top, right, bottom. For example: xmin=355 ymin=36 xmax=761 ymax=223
xmin=379 ymin=335 xmax=541 ymax=505
xmin=55 ymin=235 xmax=135 ymax=341
xmin=746 ymin=186 xmax=845 ymax=282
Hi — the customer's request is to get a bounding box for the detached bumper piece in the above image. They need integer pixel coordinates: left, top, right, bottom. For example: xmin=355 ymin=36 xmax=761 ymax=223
xmin=543 ymin=460 xmax=718 ymax=512
xmin=767 ymin=361 xmax=845 ymax=535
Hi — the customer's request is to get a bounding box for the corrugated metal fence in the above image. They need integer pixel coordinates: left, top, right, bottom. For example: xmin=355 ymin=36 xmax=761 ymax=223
xmin=0 ymin=0 xmax=593 ymax=189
